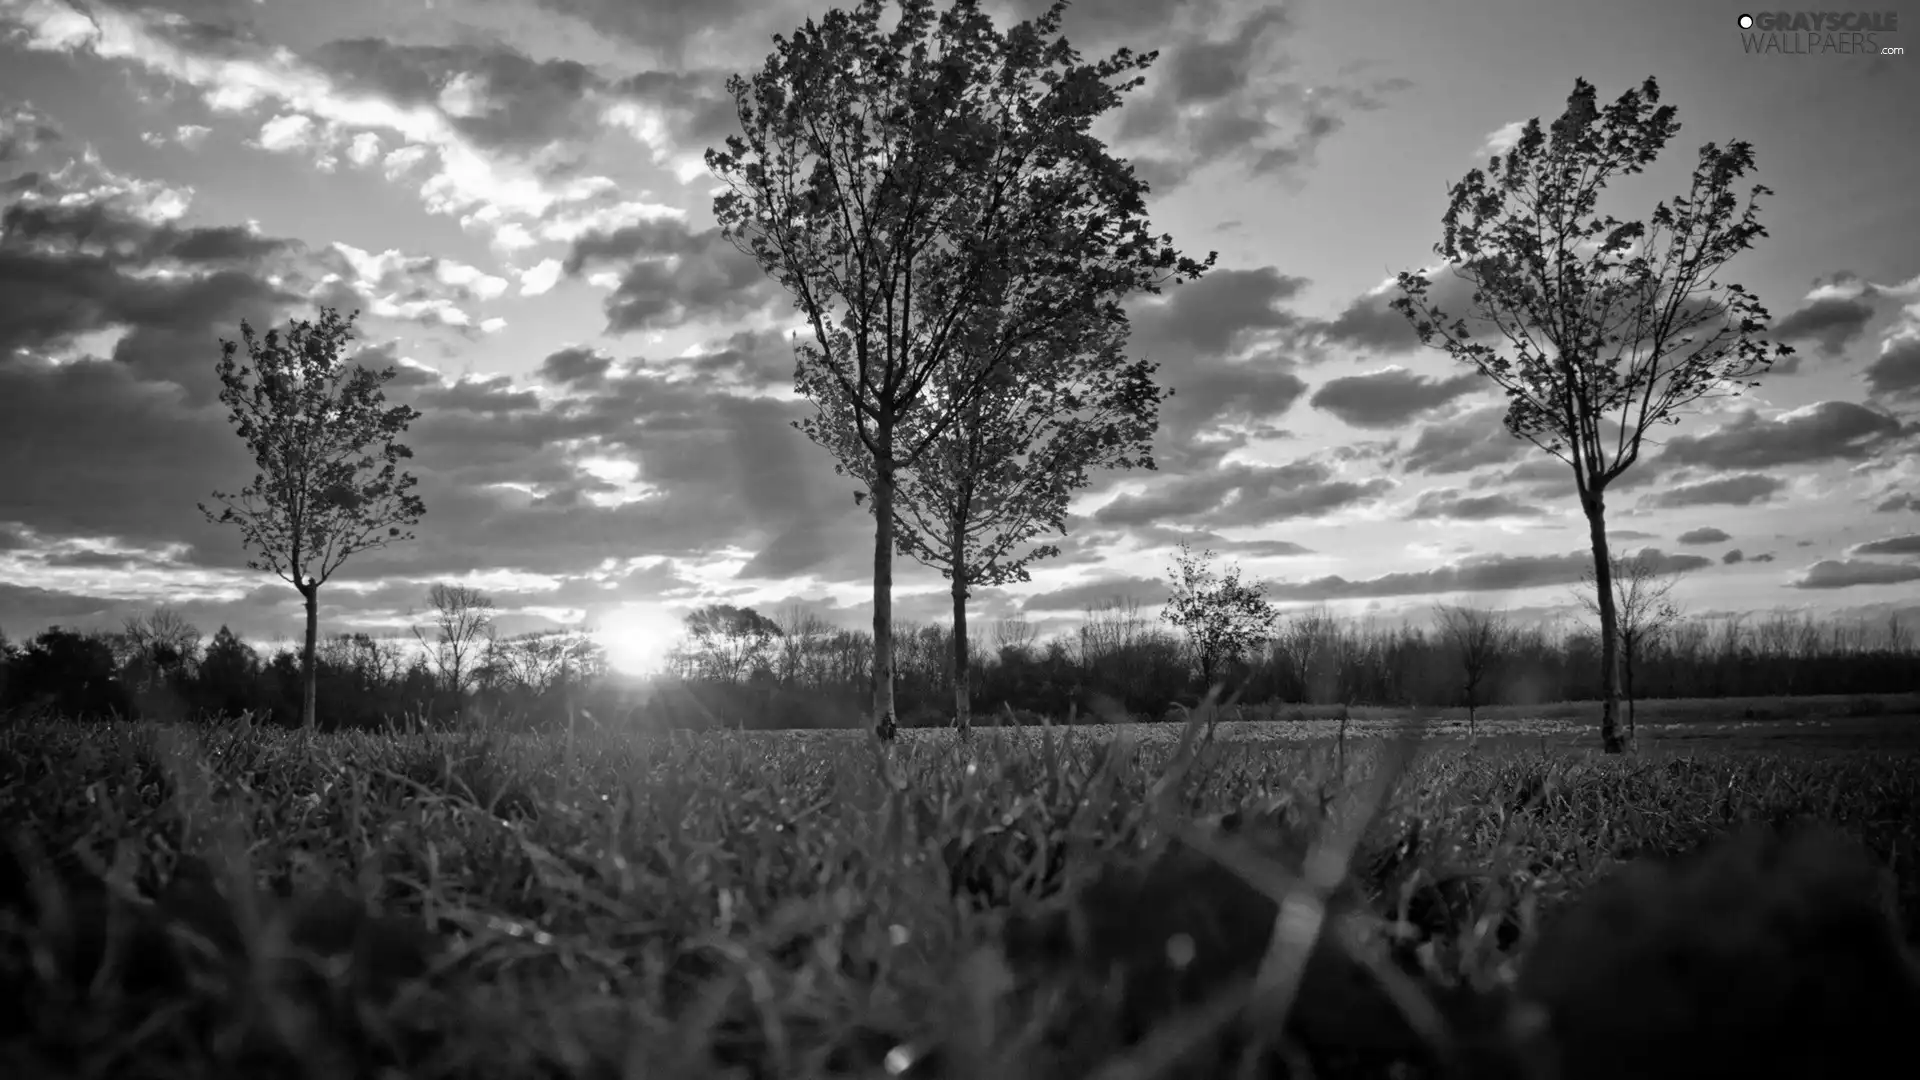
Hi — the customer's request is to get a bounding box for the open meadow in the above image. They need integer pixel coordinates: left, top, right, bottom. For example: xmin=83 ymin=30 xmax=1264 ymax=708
xmin=5 ymin=695 xmax=1919 ymax=1080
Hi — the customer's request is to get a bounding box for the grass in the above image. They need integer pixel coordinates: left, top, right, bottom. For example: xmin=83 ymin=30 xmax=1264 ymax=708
xmin=2 ymin=699 xmax=1918 ymax=1079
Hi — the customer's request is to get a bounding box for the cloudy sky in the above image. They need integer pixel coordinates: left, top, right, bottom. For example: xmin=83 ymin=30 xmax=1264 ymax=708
xmin=2 ymin=0 xmax=1917 ymax=674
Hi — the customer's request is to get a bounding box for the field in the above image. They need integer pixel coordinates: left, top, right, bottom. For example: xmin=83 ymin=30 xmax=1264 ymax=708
xmin=3 ymin=695 xmax=1919 ymax=1079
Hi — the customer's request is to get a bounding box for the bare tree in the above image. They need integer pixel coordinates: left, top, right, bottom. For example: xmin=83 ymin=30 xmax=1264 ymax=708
xmin=410 ymin=583 xmax=496 ymax=695
xmin=774 ymin=604 xmax=834 ymax=686
xmin=1434 ymin=603 xmax=1510 ymax=738
xmin=479 ymin=630 xmax=607 ymax=696
xmin=707 ymin=0 xmax=1212 ymax=739
xmin=1392 ymin=77 xmax=1792 ymax=752
xmin=1574 ymin=549 xmax=1688 ymax=742
xmin=200 ymin=306 xmax=426 ymax=730
xmin=991 ymin=616 xmax=1036 ymax=656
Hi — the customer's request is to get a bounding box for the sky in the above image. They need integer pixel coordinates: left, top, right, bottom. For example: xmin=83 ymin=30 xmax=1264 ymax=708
xmin=1 ymin=0 xmax=1918 ymax=676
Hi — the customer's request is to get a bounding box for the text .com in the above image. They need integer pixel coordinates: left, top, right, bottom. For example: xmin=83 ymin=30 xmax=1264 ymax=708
xmin=1737 ymin=11 xmax=1905 ymax=55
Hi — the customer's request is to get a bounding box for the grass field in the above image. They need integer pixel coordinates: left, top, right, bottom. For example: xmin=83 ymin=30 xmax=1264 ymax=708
xmin=3 ymin=695 xmax=1918 ymax=1079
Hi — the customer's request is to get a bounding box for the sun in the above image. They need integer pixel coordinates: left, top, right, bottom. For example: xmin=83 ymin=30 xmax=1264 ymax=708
xmin=593 ymin=604 xmax=683 ymax=676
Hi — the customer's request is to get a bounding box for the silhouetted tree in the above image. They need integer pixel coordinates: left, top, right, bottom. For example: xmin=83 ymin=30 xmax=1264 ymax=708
xmin=1575 ymin=549 xmax=1689 ymax=742
xmin=1393 ymin=76 xmax=1791 ymax=752
xmin=708 ymin=0 xmax=1212 ymax=738
xmin=1435 ymin=603 xmax=1510 ymax=737
xmin=200 ymin=306 xmax=426 ymax=730
xmin=885 ymin=308 xmax=1170 ymax=734
xmin=672 ymin=604 xmax=784 ymax=684
xmin=196 ymin=625 xmax=261 ymax=720
xmin=410 ymin=583 xmax=495 ymax=695
xmin=3 ymin=627 xmax=127 ymax=719
xmin=1160 ymin=542 xmax=1277 ymax=690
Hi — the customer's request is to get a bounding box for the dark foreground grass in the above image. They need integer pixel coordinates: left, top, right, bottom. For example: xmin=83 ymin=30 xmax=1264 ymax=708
xmin=3 ymin=709 xmax=1918 ymax=1080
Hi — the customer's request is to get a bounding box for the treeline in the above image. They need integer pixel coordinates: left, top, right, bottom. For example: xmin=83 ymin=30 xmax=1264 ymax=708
xmin=651 ymin=600 xmax=1920 ymax=729
xmin=0 ymin=611 xmax=623 ymax=733
xmin=3 ymin=601 xmax=1914 ymax=733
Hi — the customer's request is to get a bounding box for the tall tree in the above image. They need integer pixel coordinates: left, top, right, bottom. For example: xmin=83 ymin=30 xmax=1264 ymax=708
xmin=845 ymin=308 xmax=1167 ymax=732
xmin=707 ymin=0 xmax=1212 ymax=739
xmin=1574 ymin=549 xmax=1688 ymax=743
xmin=1391 ymin=77 xmax=1791 ymax=753
xmin=1160 ymin=542 xmax=1278 ymax=691
xmin=200 ymin=306 xmax=426 ymax=731
xmin=410 ymin=582 xmax=496 ymax=695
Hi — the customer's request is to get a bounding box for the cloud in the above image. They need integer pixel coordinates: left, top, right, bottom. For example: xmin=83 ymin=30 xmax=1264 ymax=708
xmin=1127 ymin=267 xmax=1312 ymax=358
xmin=1395 ymin=404 xmax=1530 ymax=474
xmin=2 ymin=5 xmax=699 ymax=251
xmin=0 ymin=102 xmax=63 ymax=163
xmin=1264 ymin=547 xmax=1711 ymax=603
xmin=1020 ymin=574 xmax=1173 ymax=615
xmin=1403 ymin=489 xmax=1548 ymax=521
xmin=1677 ymin=527 xmax=1731 ymax=545
xmin=1317 ymin=264 xmax=1490 ymax=354
xmin=562 ymin=219 xmax=782 ymax=334
xmin=1308 ymin=366 xmax=1482 ymax=430
xmin=1093 ymin=458 xmax=1392 ymax=530
xmin=1655 ymin=401 xmax=1908 ymax=470
xmin=1877 ymin=493 xmax=1920 ymax=513
xmin=1851 ymin=534 xmax=1920 ymax=557
xmin=1863 ymin=334 xmax=1920 ymax=399
xmin=1792 ymin=560 xmax=1920 ymax=590
xmin=306 ymin=37 xmax=609 ymax=160
xmin=528 ymin=0 xmax=765 ymax=63
xmin=312 ymin=242 xmax=510 ymax=330
xmin=1721 ymin=549 xmax=1745 ymax=565
xmin=1770 ymin=294 xmax=1876 ymax=358
xmin=518 ymin=257 xmax=563 ymax=297
xmin=1641 ymin=473 xmax=1786 ymax=508
xmin=538 ymin=345 xmax=614 ymax=388
xmin=1104 ymin=4 xmax=1411 ymax=192
xmin=1477 ymin=120 xmax=1525 ymax=157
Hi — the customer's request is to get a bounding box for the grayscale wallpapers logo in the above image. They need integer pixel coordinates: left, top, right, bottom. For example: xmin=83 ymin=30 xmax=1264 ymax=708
xmin=1737 ymin=11 xmax=1904 ymax=55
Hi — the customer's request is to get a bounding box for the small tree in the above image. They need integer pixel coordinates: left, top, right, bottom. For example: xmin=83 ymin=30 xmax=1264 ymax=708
xmin=1159 ymin=541 xmax=1278 ymax=691
xmin=201 ymin=306 xmax=426 ymax=731
xmin=708 ymin=0 xmax=1212 ymax=739
xmin=410 ymin=583 xmax=496 ymax=696
xmin=1574 ymin=549 xmax=1687 ymax=743
xmin=1434 ymin=602 xmax=1510 ymax=738
xmin=869 ymin=310 xmax=1169 ymax=733
xmin=675 ymin=604 xmax=784 ymax=684
xmin=1391 ymin=77 xmax=1791 ymax=753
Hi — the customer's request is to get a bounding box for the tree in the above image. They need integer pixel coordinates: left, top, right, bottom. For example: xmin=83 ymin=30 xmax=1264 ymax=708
xmin=200 ymin=306 xmax=426 ymax=731
xmin=1159 ymin=542 xmax=1278 ymax=690
xmin=674 ymin=604 xmax=784 ymax=683
xmin=196 ymin=625 xmax=261 ymax=720
xmin=1391 ymin=77 xmax=1792 ymax=753
xmin=774 ymin=604 xmax=835 ymax=686
xmin=1574 ymin=549 xmax=1687 ymax=743
xmin=479 ymin=630 xmax=607 ymax=697
xmin=882 ymin=308 xmax=1169 ymax=733
xmin=707 ymin=0 xmax=1213 ymax=739
xmin=120 ymin=606 xmax=203 ymax=689
xmin=410 ymin=583 xmax=495 ymax=695
xmin=1434 ymin=603 xmax=1510 ymax=738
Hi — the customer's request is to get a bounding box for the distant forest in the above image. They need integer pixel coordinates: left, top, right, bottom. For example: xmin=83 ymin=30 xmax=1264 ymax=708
xmin=3 ymin=598 xmax=1914 ymax=732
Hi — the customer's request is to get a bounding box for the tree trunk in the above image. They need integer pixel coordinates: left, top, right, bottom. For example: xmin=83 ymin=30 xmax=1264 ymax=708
xmin=298 ymin=577 xmax=319 ymax=731
xmin=1623 ymin=640 xmax=1637 ymax=742
xmin=951 ymin=559 xmax=972 ymax=738
xmin=1582 ymin=490 xmax=1626 ymax=754
xmin=870 ymin=441 xmax=899 ymax=741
